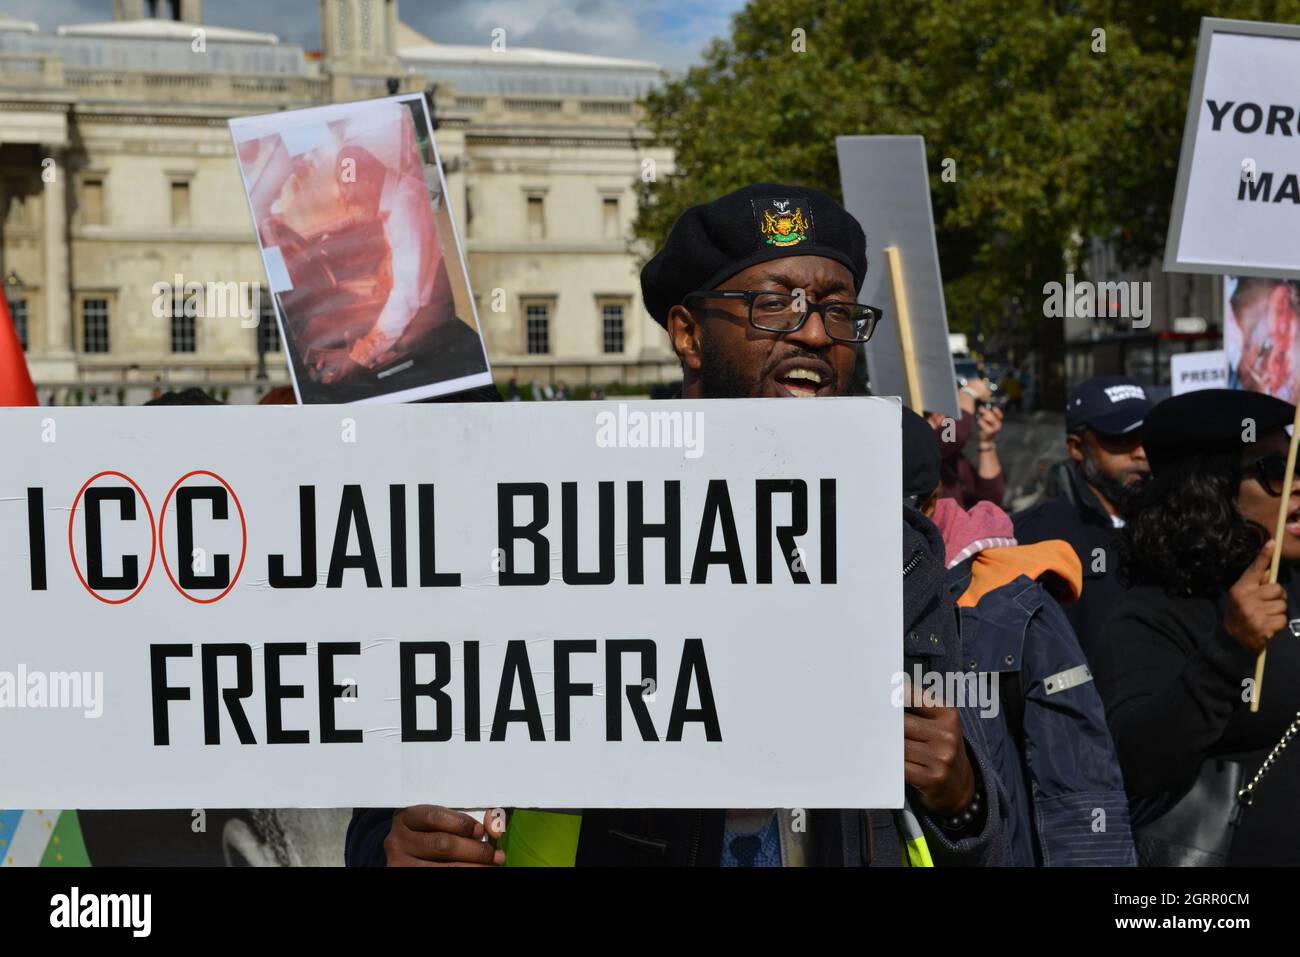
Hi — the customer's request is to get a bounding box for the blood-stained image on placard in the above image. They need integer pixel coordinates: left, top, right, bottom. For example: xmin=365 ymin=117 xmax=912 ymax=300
xmin=1226 ymin=277 xmax=1300 ymax=401
xmin=232 ymin=97 xmax=491 ymax=404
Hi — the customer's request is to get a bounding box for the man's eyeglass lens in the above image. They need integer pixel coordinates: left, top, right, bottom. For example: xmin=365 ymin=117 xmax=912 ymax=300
xmin=750 ymin=293 xmax=877 ymax=341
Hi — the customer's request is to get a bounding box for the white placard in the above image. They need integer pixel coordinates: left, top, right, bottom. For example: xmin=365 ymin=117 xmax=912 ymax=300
xmin=229 ymin=94 xmax=492 ymax=404
xmin=1170 ymin=350 xmax=1229 ymax=395
xmin=1166 ymin=18 xmax=1300 ymax=279
xmin=0 ymin=401 xmax=903 ymax=810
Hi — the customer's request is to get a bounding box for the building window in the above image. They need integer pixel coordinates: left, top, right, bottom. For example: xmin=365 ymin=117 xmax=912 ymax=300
xmin=360 ymin=0 xmax=374 ymax=52
xmin=336 ymin=0 xmax=351 ymax=52
xmin=4 ymin=180 xmax=29 ymax=228
xmin=170 ymin=180 xmax=191 ymax=228
xmin=10 ymin=298 xmax=28 ymax=351
xmin=526 ymin=195 xmax=545 ymax=241
xmin=81 ymin=178 xmax=105 ymax=226
xmin=82 ymin=299 xmax=109 ymax=353
xmin=257 ymin=297 xmax=281 ymax=353
xmin=170 ymin=292 xmax=197 ymax=353
xmin=603 ymin=197 xmax=620 ymax=240
xmin=602 ymin=303 xmax=625 ymax=354
xmin=525 ymin=303 xmax=550 ymax=355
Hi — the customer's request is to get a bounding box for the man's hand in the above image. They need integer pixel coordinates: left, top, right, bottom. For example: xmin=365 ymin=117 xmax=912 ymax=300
xmin=1225 ymin=540 xmax=1289 ymax=653
xmin=384 ymin=805 xmax=507 ymax=867
xmin=964 ymin=376 xmax=993 ymax=402
xmin=904 ymin=688 xmax=977 ymax=817
xmin=957 ymin=376 xmax=992 ymax=415
xmin=976 ymin=405 xmax=1003 ymax=443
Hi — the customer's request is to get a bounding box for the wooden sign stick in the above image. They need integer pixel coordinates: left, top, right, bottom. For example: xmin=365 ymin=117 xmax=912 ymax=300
xmin=885 ymin=245 xmax=924 ymax=412
xmin=1253 ymin=399 xmax=1300 ymax=713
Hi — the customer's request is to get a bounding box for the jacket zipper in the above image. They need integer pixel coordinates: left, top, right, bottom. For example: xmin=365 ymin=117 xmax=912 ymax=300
xmin=903 ymin=546 xmax=924 ymax=578
xmin=687 ymin=810 xmax=702 ymax=866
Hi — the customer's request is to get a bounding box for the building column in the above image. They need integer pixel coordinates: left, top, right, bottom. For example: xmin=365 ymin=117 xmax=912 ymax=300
xmin=42 ymin=146 xmax=73 ymax=362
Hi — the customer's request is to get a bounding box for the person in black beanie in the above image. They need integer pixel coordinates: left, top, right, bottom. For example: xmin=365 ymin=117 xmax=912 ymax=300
xmin=1096 ymin=389 xmax=1300 ymax=865
xmin=349 ymin=183 xmax=1007 ymax=868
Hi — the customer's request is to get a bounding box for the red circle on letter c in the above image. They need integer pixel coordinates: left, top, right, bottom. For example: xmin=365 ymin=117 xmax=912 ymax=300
xmin=159 ymin=469 xmax=248 ymax=604
xmin=67 ymin=470 xmax=156 ymax=605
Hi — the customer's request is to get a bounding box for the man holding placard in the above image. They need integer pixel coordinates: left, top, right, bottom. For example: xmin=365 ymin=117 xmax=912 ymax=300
xmin=349 ymin=184 xmax=1007 ymax=867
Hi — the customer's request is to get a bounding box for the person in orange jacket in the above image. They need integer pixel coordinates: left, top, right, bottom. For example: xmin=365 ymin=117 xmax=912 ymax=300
xmin=904 ymin=408 xmax=1135 ymax=866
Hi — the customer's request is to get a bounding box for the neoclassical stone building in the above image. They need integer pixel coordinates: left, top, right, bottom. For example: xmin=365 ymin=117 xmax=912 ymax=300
xmin=0 ymin=0 xmax=676 ymax=403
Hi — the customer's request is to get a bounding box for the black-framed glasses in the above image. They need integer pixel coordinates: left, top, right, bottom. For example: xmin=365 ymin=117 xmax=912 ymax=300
xmin=683 ymin=289 xmax=883 ymax=343
xmin=1247 ymin=453 xmax=1291 ymax=496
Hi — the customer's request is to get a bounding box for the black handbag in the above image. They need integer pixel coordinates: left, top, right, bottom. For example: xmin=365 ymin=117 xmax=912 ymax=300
xmin=1134 ymin=758 xmax=1243 ymax=867
xmin=1134 ymin=710 xmax=1300 ymax=867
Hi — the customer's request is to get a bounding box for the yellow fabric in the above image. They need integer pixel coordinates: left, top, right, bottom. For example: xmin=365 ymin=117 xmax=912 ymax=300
xmin=903 ymin=835 xmax=934 ymax=867
xmin=898 ymin=803 xmax=935 ymax=867
xmin=505 ymin=807 xmax=936 ymax=867
xmin=957 ymin=540 xmax=1082 ymax=608
xmin=502 ymin=809 xmax=582 ymax=867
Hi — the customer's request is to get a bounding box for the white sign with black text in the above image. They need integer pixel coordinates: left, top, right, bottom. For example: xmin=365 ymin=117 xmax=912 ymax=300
xmin=1171 ymin=350 xmax=1229 ymax=395
xmin=1166 ymin=18 xmax=1300 ymax=279
xmin=0 ymin=401 xmax=903 ymax=810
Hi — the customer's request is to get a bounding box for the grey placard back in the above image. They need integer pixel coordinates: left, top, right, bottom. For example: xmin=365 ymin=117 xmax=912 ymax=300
xmin=836 ymin=135 xmax=958 ymax=417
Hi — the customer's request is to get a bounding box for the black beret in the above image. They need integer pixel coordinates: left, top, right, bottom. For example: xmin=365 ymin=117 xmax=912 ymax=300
xmin=1142 ymin=389 xmax=1295 ymax=476
xmin=640 ymin=183 xmax=868 ymax=328
xmin=901 ymin=406 xmax=941 ymax=500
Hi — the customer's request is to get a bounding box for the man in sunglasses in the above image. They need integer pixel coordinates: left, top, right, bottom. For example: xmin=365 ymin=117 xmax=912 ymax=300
xmin=1013 ymin=376 xmax=1151 ymax=663
xmin=348 ymin=183 xmax=1006 ymax=867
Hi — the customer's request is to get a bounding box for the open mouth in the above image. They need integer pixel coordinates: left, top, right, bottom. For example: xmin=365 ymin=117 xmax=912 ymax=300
xmin=1286 ymin=501 xmax=1300 ymax=537
xmin=772 ymin=362 xmax=833 ymax=398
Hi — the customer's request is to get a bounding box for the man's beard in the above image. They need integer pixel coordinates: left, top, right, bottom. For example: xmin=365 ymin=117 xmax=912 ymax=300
xmin=1081 ymin=453 xmax=1149 ymax=518
xmin=697 ymin=332 xmax=757 ymax=398
xmin=697 ymin=333 xmax=837 ymax=399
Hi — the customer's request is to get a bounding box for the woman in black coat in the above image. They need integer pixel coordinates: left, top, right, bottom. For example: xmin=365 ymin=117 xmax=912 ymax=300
xmin=1096 ymin=389 xmax=1300 ymax=866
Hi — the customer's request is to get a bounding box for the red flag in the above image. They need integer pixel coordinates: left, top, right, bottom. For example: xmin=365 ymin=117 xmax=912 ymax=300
xmin=0 ymin=294 xmax=37 ymax=406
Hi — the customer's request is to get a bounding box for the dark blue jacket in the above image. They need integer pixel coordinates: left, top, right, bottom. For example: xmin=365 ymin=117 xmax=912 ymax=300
xmin=347 ymin=507 xmax=1009 ymax=867
xmin=949 ymin=559 xmax=1135 ymax=866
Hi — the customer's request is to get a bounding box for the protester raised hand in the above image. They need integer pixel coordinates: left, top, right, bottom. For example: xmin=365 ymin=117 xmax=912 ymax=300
xmin=1224 ymin=539 xmax=1290 ymax=653
xmin=977 ymin=405 xmax=1003 ymax=443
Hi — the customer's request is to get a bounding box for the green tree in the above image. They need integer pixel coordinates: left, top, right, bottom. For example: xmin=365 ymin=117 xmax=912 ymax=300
xmin=634 ymin=0 xmax=1300 ymax=402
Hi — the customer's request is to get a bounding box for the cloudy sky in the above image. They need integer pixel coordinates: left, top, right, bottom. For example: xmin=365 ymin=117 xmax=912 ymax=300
xmin=6 ymin=0 xmax=747 ymax=70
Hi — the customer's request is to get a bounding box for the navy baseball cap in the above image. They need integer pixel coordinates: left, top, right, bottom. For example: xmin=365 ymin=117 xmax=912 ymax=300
xmin=1065 ymin=375 xmax=1151 ymax=435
